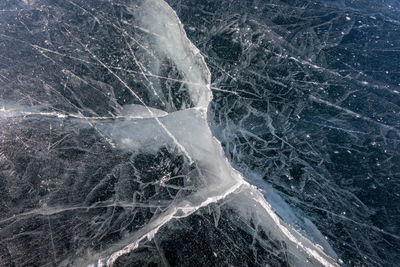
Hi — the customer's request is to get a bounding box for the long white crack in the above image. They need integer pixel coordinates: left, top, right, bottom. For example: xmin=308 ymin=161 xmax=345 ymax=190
xmin=97 ymin=177 xmax=246 ymax=267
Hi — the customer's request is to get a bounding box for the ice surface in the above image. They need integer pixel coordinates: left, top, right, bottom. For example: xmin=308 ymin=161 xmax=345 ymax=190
xmin=0 ymin=0 xmax=339 ymax=266
xmin=1 ymin=0 xmax=399 ymax=266
xmin=167 ymin=0 xmax=400 ymax=266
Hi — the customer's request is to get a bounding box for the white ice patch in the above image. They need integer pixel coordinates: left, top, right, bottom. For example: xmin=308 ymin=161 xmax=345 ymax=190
xmin=119 ymin=104 xmax=168 ymax=119
xmin=131 ymin=0 xmax=212 ymax=108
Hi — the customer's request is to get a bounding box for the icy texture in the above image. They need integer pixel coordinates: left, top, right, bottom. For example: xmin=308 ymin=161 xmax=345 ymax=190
xmin=0 ymin=0 xmax=339 ymax=266
xmin=167 ymin=0 xmax=400 ymax=266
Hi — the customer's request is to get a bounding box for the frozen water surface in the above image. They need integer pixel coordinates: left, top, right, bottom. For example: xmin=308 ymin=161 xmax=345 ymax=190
xmin=0 ymin=0 xmax=399 ymax=266
xmin=168 ymin=0 xmax=400 ymax=266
